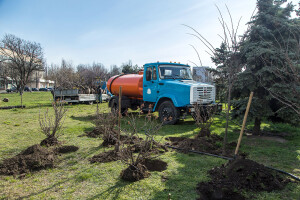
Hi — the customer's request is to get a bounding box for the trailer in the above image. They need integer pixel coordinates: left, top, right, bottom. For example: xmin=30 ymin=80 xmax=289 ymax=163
xmin=54 ymin=89 xmax=110 ymax=104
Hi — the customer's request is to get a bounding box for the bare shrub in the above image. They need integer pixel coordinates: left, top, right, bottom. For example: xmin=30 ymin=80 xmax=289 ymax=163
xmin=94 ymin=111 xmax=119 ymax=146
xmin=119 ymin=111 xmax=165 ymax=181
xmin=192 ymin=103 xmax=217 ymax=137
xmin=39 ymin=101 xmax=67 ymax=146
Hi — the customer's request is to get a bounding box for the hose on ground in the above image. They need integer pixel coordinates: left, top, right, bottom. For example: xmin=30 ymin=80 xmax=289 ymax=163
xmin=165 ymin=145 xmax=234 ymax=160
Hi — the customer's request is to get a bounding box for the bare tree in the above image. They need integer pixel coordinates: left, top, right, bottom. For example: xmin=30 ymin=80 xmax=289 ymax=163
xmin=48 ymin=59 xmax=79 ymax=89
xmin=109 ymin=64 xmax=121 ymax=77
xmin=184 ymin=5 xmax=246 ymax=154
xmin=0 ymin=34 xmax=45 ymax=107
xmin=77 ymin=62 xmax=108 ymax=89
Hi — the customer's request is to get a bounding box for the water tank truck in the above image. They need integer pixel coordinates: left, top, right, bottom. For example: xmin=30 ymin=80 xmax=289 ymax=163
xmin=107 ymin=62 xmax=221 ymax=124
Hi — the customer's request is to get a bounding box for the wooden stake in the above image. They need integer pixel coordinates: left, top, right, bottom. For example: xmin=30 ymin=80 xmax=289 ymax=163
xmin=235 ymin=91 xmax=254 ymax=156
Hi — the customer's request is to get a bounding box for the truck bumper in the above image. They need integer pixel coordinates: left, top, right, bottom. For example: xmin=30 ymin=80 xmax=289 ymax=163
xmin=186 ymin=103 xmax=222 ymax=114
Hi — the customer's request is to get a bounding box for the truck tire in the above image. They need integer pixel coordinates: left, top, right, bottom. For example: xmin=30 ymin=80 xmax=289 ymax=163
xmin=111 ymin=99 xmax=118 ymax=114
xmin=111 ymin=99 xmax=127 ymax=116
xmin=158 ymin=101 xmax=180 ymax=125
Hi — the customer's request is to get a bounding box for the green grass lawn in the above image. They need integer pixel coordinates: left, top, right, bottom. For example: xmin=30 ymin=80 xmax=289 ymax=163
xmin=0 ymin=92 xmax=299 ymax=199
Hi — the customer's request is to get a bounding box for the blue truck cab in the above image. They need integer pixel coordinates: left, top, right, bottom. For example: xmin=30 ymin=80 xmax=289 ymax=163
xmin=109 ymin=62 xmax=219 ymax=125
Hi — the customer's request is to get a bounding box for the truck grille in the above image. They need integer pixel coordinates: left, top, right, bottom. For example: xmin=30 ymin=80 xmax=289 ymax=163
xmin=190 ymin=86 xmax=215 ymax=104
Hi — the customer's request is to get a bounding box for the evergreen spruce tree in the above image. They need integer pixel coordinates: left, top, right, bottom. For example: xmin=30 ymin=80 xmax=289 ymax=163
xmin=232 ymin=0 xmax=300 ymax=135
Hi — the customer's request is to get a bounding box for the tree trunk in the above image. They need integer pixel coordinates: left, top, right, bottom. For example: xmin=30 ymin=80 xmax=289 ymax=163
xmin=20 ymin=88 xmax=23 ymax=108
xmin=253 ymin=117 xmax=261 ymax=135
xmin=223 ymin=85 xmax=232 ymax=154
xmin=20 ymin=85 xmax=24 ymax=108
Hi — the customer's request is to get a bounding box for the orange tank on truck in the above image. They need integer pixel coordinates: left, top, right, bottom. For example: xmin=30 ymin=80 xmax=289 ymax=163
xmin=107 ymin=73 xmax=143 ymax=99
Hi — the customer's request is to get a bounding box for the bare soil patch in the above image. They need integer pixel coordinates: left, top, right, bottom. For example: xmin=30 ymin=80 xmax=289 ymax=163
xmin=0 ymin=144 xmax=56 ymax=176
xmin=84 ymin=128 xmax=103 ymax=138
xmin=56 ymin=145 xmax=79 ymax=154
xmin=142 ymin=158 xmax=167 ymax=172
xmin=166 ymin=134 xmax=233 ymax=156
xmin=90 ymin=137 xmax=167 ymax=164
xmin=196 ymin=158 xmax=289 ymax=200
xmin=89 ymin=150 xmax=124 ymax=163
xmin=120 ymin=163 xmax=150 ymax=182
xmin=101 ymin=135 xmax=134 ymax=147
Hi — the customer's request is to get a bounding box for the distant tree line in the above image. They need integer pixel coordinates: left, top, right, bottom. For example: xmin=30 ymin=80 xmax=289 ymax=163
xmin=46 ymin=59 xmax=141 ymax=90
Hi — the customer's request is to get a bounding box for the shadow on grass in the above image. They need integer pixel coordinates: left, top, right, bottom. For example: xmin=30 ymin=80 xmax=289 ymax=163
xmin=17 ymin=178 xmax=72 ymax=200
xmin=16 ymin=167 xmax=94 ymax=200
xmin=87 ymin=179 xmax=131 ymax=200
xmin=70 ymin=115 xmax=96 ymax=122
xmin=27 ymin=103 xmax=53 ymax=109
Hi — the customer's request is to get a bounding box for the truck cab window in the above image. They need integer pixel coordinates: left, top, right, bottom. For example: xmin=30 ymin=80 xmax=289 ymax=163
xmin=146 ymin=67 xmax=152 ymax=81
xmin=159 ymin=65 xmax=192 ymax=80
xmin=153 ymin=67 xmax=157 ymax=80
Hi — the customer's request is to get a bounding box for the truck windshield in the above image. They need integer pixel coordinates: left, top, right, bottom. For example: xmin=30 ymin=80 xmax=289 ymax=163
xmin=159 ymin=65 xmax=192 ymax=80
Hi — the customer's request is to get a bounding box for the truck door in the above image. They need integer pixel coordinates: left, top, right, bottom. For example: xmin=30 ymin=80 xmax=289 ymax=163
xmin=143 ymin=66 xmax=158 ymax=102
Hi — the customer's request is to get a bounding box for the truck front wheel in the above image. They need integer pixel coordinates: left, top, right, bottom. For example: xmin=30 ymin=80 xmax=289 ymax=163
xmin=158 ymin=101 xmax=180 ymax=125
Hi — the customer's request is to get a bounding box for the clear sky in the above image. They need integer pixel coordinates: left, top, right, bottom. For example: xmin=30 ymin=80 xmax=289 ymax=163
xmin=0 ymin=0 xmax=298 ymax=69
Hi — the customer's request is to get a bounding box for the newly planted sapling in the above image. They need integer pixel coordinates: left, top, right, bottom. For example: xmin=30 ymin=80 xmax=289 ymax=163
xmin=39 ymin=101 xmax=67 ymax=146
xmin=119 ymin=111 xmax=165 ymax=181
xmin=192 ymin=103 xmax=217 ymax=137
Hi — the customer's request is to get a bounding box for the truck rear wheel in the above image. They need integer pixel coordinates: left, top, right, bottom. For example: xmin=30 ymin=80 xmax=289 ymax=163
xmin=111 ymin=99 xmax=127 ymax=116
xmin=111 ymin=99 xmax=118 ymax=114
xmin=158 ymin=101 xmax=180 ymax=125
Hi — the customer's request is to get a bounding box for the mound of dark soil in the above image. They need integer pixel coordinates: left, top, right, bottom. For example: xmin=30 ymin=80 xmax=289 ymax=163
xmin=3 ymin=98 xmax=9 ymax=102
xmin=196 ymin=158 xmax=289 ymax=200
xmin=40 ymin=136 xmax=60 ymax=147
xmin=131 ymin=140 xmax=168 ymax=154
xmin=89 ymin=150 xmax=124 ymax=163
xmin=120 ymin=163 xmax=150 ymax=182
xmin=102 ymin=135 xmax=118 ymax=147
xmin=166 ymin=134 xmax=227 ymax=155
xmin=84 ymin=128 xmax=103 ymax=138
xmin=142 ymin=158 xmax=167 ymax=172
xmin=0 ymin=144 xmax=56 ymax=176
xmin=101 ymin=134 xmax=131 ymax=147
xmin=56 ymin=145 xmax=79 ymax=154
